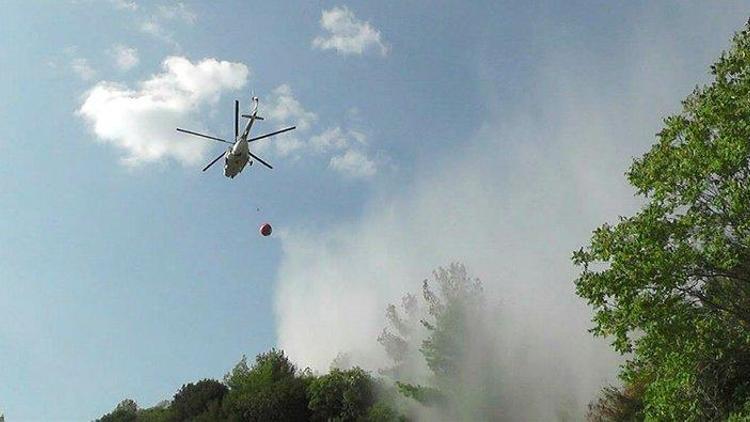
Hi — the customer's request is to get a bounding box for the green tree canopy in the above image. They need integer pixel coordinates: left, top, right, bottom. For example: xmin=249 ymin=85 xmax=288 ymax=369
xmin=307 ymin=367 xmax=375 ymax=421
xmin=97 ymin=399 xmax=173 ymax=422
xmin=170 ymin=378 xmax=227 ymax=421
xmin=94 ymin=348 xmax=406 ymax=422
xmin=575 ymin=20 xmax=750 ymax=421
xmin=97 ymin=399 xmax=139 ymax=422
xmin=222 ymin=349 xmax=311 ymax=421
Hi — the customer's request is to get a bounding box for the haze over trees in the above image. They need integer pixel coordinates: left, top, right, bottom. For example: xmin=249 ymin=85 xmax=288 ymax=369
xmin=377 ymin=263 xmax=504 ymax=420
xmin=96 ymin=264 xmax=487 ymax=422
xmin=93 ymin=19 xmax=750 ymax=422
xmin=576 ymin=20 xmax=750 ymax=421
xmin=97 ymin=348 xmax=406 ymax=421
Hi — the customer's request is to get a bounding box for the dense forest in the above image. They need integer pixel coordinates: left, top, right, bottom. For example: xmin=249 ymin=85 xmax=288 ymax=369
xmin=96 ymin=21 xmax=750 ymax=422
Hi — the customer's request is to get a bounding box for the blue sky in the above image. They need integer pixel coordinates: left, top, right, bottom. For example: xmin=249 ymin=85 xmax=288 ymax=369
xmin=2 ymin=1 xmax=750 ymax=420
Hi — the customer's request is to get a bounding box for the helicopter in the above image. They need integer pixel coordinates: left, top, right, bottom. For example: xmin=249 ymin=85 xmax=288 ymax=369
xmin=176 ymin=96 xmax=296 ymax=178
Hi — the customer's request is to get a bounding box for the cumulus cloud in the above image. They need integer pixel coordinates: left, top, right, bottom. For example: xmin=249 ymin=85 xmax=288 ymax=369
xmin=312 ymin=128 xmax=377 ymax=178
xmin=313 ymin=6 xmax=389 ymax=56
xmin=111 ymin=45 xmax=139 ymax=71
xmin=255 ymin=84 xmax=317 ymax=158
xmin=260 ymin=91 xmax=379 ymax=178
xmin=276 ymin=6 xmax=748 ymax=420
xmin=71 ymin=58 xmax=96 ymax=80
xmin=265 ymin=84 xmax=318 ymax=133
xmin=78 ymin=56 xmax=248 ymax=166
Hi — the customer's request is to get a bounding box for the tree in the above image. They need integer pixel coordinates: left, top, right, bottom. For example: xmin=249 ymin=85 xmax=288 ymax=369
xmin=170 ymin=379 xmax=227 ymax=421
xmin=586 ymin=384 xmax=645 ymax=422
xmin=222 ymin=349 xmax=311 ymax=421
xmin=419 ymin=265 xmax=483 ymax=385
xmin=137 ymin=403 xmax=172 ymax=422
xmin=97 ymin=399 xmax=173 ymax=422
xmin=574 ymin=20 xmax=750 ymax=420
xmin=361 ymin=401 xmax=408 ymax=422
xmin=307 ymin=367 xmax=375 ymax=421
xmin=93 ymin=349 xmax=405 ymax=422
xmin=380 ymin=263 xmax=497 ymax=420
xmin=377 ymin=293 xmax=420 ymax=380
xmin=97 ymin=399 xmax=139 ymax=422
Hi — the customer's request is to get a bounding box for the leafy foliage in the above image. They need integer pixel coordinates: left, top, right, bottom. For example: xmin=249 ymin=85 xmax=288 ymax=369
xmin=97 ymin=399 xmax=139 ymax=422
xmin=379 ymin=263 xmax=499 ymax=420
xmin=360 ymin=401 xmax=407 ymax=422
xmin=377 ymin=294 xmax=419 ymax=379
xmin=136 ymin=403 xmax=172 ymax=422
xmin=574 ymin=20 xmax=750 ymax=420
xmin=586 ymin=384 xmax=645 ymax=422
xmin=222 ymin=349 xmax=311 ymax=421
xmin=171 ymin=379 xmax=227 ymax=421
xmin=97 ymin=399 xmax=173 ymax=422
xmin=97 ymin=348 xmax=404 ymax=422
xmin=307 ymin=367 xmax=375 ymax=421
xmin=394 ymin=382 xmax=444 ymax=406
xmin=419 ymin=264 xmax=483 ymax=384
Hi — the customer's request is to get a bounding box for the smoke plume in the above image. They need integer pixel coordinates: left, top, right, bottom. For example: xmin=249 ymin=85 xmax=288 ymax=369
xmin=274 ymin=6 xmax=749 ymax=420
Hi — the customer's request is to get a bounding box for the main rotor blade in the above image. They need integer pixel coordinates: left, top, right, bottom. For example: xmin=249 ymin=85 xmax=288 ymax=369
xmin=176 ymin=128 xmax=233 ymax=144
xmin=249 ymin=152 xmax=273 ymax=169
xmin=202 ymin=151 xmax=226 ymax=172
xmin=247 ymin=126 xmax=296 ymax=143
xmin=235 ymin=100 xmax=239 ymax=138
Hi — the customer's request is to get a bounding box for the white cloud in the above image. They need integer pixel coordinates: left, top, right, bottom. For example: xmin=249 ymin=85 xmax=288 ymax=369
xmin=312 ymin=127 xmax=377 ymax=178
xmin=111 ymin=45 xmax=139 ymax=71
xmin=329 ymin=149 xmax=376 ymax=179
xmin=108 ymin=0 xmax=138 ymax=11
xmin=265 ymin=84 xmax=318 ymax=132
xmin=309 ymin=126 xmax=350 ymax=152
xmin=255 ymin=84 xmax=317 ymax=158
xmin=157 ymin=2 xmax=196 ymax=24
xmin=50 ymin=46 xmax=96 ymax=79
xmin=139 ymin=2 xmax=196 ymax=48
xmin=252 ymin=86 xmax=379 ymax=178
xmin=78 ymin=56 xmax=249 ymax=166
xmin=71 ymin=58 xmax=96 ymax=80
xmin=140 ymin=19 xmax=175 ymax=47
xmin=312 ymin=6 xmax=389 ymax=56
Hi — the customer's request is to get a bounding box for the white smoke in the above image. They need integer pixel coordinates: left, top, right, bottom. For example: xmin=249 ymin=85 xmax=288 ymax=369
xmin=274 ymin=6 xmax=750 ymax=420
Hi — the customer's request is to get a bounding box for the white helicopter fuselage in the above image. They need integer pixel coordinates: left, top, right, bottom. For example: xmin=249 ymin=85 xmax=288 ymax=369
xmin=223 ymin=138 xmax=250 ymax=178
xmin=223 ymin=97 xmax=259 ymax=178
